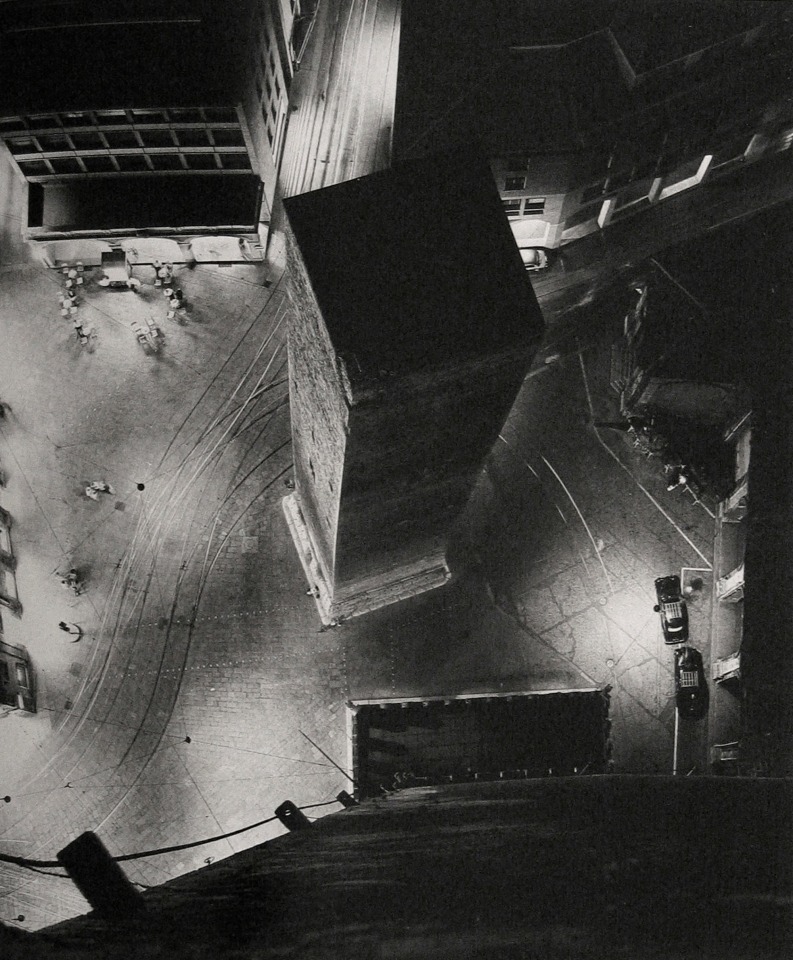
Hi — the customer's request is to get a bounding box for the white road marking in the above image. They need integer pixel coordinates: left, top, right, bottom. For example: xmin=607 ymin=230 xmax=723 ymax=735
xmin=577 ymin=351 xmax=713 ymax=570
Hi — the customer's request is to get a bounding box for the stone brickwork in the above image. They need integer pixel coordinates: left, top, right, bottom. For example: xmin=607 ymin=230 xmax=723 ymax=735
xmin=282 ymin=150 xmax=545 ymax=623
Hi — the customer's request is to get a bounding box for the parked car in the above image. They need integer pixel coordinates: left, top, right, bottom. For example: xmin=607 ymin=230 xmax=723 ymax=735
xmin=519 ymin=247 xmax=549 ymax=271
xmin=653 ymin=575 xmax=689 ymax=644
xmin=674 ymin=645 xmax=708 ymax=719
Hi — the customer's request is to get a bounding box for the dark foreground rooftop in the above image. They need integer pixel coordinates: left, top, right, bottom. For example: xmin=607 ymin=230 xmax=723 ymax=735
xmin=0 ymin=0 xmax=252 ymax=115
xmin=9 ymin=776 xmax=792 ymax=959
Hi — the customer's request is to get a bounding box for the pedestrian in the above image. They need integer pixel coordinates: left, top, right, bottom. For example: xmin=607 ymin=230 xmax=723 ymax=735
xmin=58 ymin=621 xmax=82 ymax=641
xmin=126 ymin=277 xmax=142 ymax=292
xmin=89 ymin=480 xmax=113 ymax=494
xmin=173 ymin=288 xmax=184 ymax=303
xmin=85 ymin=485 xmax=99 ymax=500
xmin=163 ymin=286 xmax=174 ymax=299
xmin=665 ymin=465 xmax=688 ymax=491
xmin=60 ymin=569 xmax=83 ymax=594
xmin=0 ymin=400 xmax=9 ymax=419
xmin=74 ymin=322 xmax=86 ymax=342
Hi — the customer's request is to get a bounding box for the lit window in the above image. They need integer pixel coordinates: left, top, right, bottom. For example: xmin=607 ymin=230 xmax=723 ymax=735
xmin=502 ymin=199 xmax=522 ymax=218
xmin=504 ymin=175 xmax=525 ymax=191
xmin=523 ymin=198 xmax=545 ymax=215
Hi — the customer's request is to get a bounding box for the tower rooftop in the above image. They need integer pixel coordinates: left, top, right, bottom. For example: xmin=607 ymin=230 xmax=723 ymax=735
xmin=282 ymin=149 xmax=544 ymax=390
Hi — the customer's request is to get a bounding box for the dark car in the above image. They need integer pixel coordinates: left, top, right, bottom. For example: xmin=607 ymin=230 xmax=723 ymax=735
xmin=674 ymin=645 xmax=708 ymax=719
xmin=653 ymin=575 xmax=689 ymax=644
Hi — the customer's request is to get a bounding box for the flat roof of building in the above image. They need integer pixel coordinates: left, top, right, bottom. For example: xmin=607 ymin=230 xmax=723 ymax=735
xmin=32 ymin=174 xmax=261 ymax=232
xmin=0 ymin=0 xmax=252 ymax=115
xmin=283 ymin=149 xmax=544 ymax=386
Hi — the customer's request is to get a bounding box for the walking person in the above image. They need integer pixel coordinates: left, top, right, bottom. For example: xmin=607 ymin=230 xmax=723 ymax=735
xmin=60 ymin=568 xmax=83 ymax=595
xmin=89 ymin=480 xmax=114 ymax=494
xmin=664 ymin=463 xmax=689 ymax=491
xmin=58 ymin=621 xmax=83 ymax=641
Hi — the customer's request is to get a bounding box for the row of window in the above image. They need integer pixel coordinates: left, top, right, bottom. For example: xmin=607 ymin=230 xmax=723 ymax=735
xmin=252 ymin=6 xmax=286 ymax=159
xmin=16 ymin=153 xmax=252 ymax=177
xmin=0 ymin=107 xmax=239 ymax=134
xmin=5 ymin=127 xmax=246 ymax=153
xmin=502 ymin=197 xmax=546 ymax=218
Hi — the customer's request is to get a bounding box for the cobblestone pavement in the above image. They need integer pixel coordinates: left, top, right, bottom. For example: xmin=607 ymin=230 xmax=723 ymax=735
xmin=0 ymin=187 xmax=715 ymax=929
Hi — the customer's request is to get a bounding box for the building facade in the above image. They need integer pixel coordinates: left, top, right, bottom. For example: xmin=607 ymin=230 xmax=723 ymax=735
xmin=0 ymin=0 xmax=308 ymax=265
xmin=395 ymin=1 xmax=793 ymax=269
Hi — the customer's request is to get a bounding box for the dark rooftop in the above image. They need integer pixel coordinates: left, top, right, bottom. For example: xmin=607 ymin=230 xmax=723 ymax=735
xmin=32 ymin=174 xmax=261 ymax=231
xmin=282 ymin=149 xmax=544 ymax=387
xmin=394 ymin=0 xmax=786 ymax=160
xmin=0 ymin=0 xmax=253 ymax=115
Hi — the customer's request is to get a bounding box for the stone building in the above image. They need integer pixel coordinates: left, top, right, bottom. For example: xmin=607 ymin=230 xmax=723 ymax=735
xmin=0 ymin=0 xmax=307 ymax=265
xmin=282 ymin=149 xmax=544 ymax=622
